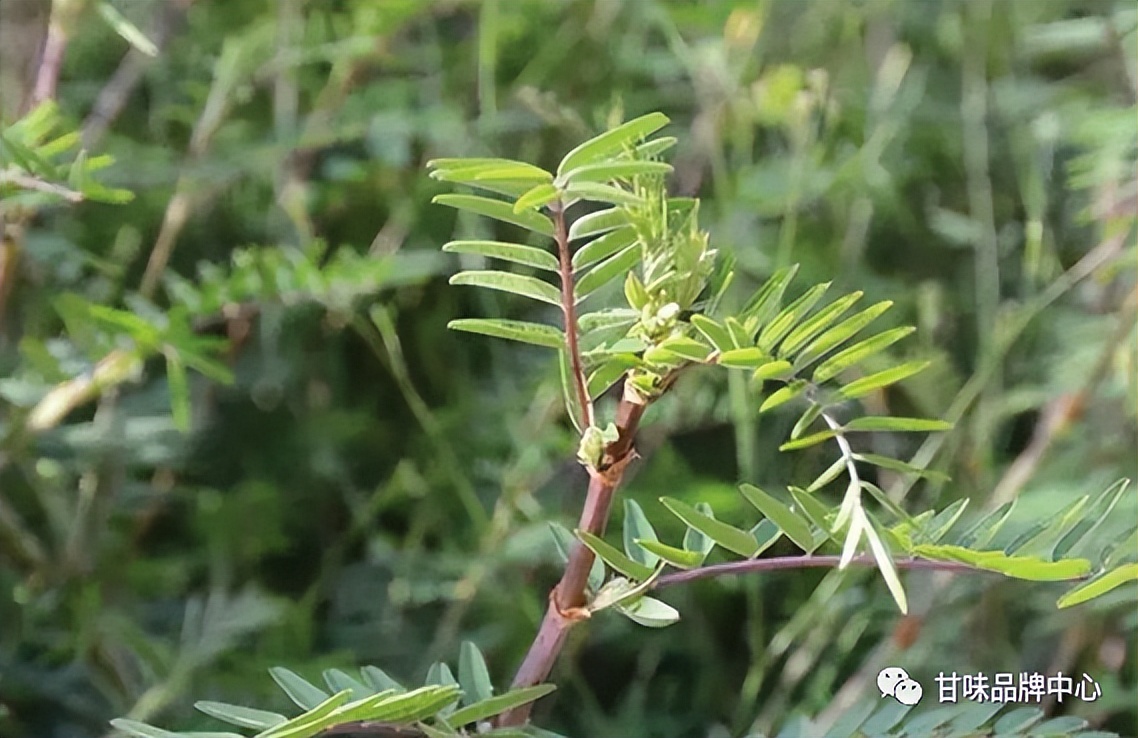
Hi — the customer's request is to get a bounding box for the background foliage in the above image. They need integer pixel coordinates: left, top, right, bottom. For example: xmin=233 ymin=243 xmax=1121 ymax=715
xmin=0 ymin=1 xmax=1135 ymax=737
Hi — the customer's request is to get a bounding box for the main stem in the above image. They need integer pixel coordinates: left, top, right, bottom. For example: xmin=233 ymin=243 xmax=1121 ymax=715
xmin=552 ymin=201 xmax=594 ymax=429
xmin=498 ymin=388 xmax=646 ymax=726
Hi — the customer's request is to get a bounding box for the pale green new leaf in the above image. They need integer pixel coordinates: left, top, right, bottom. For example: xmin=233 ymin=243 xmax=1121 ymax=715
xmin=793 ymin=300 xmax=893 ymax=369
xmin=449 ymin=271 xmax=561 ymax=306
xmin=634 ymin=136 xmax=677 ymax=158
xmin=557 ymin=112 xmax=670 ymax=175
xmin=738 ymin=484 xmax=814 ymax=551
xmin=355 ymin=685 xmax=461 ymax=725
xmin=571 ymin=226 xmax=637 ymax=270
xmin=843 ymin=416 xmax=953 ymax=433
xmin=623 ymin=500 xmax=659 ymax=567
xmin=660 ymin=497 xmax=758 ymax=557
xmin=448 ymin=685 xmax=557 ymax=728
xmin=194 ymin=702 xmax=287 ymax=731
xmin=913 ymin=544 xmax=1091 ymax=581
xmin=1057 ymin=564 xmax=1138 ymax=608
xmin=577 ymin=530 xmax=655 ymax=581
xmin=752 ymin=360 xmax=793 ymax=381
xmin=690 ymin=314 xmax=735 ymax=352
xmin=442 ymin=240 xmax=559 ymax=271
xmin=448 ymin=319 xmax=563 ymax=349
xmin=778 ymin=430 xmax=838 ymax=452
xmin=563 ymin=181 xmax=645 ymax=207
xmin=433 ymin=194 xmax=554 ymax=237
xmin=811 ymin=327 xmax=914 ymax=383
xmin=255 ymin=690 xmax=351 ymax=738
xmin=568 ymin=207 xmax=631 ymax=241
xmin=644 ymin=335 xmax=712 ymax=363
xmin=757 ymin=282 xmax=831 ymax=352
xmin=864 ymin=515 xmax=908 ymax=614
xmin=718 ymin=347 xmax=771 ymax=369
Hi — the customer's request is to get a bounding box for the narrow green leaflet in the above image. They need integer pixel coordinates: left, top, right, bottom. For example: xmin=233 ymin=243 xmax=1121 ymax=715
xmin=563 ymin=181 xmax=646 ymax=207
xmin=559 ymin=160 xmax=672 ymax=185
xmin=432 ymin=194 xmax=554 ymax=237
xmin=718 ymin=347 xmax=771 ymax=369
xmin=757 ymin=282 xmax=831 ymax=352
xmin=269 ymin=668 xmax=330 ymax=710
xmin=956 ymin=500 xmax=1017 ymax=549
xmin=442 ymin=240 xmax=559 ymax=271
xmin=634 ymin=136 xmax=677 ymax=159
xmin=568 ymin=207 xmax=632 ymax=241
xmin=458 ymin=641 xmax=494 ymax=706
xmin=660 ymin=497 xmax=759 ymax=557
xmin=739 ymin=264 xmax=799 ymax=331
xmin=360 ymin=666 xmax=403 ymax=693
xmin=635 ymin=539 xmax=704 ymax=569
xmin=643 ymin=335 xmax=712 ymax=363
xmin=449 ymin=271 xmax=561 ymax=306
xmin=852 ymin=453 xmax=949 ymax=482
xmin=575 ymin=245 xmax=641 ymax=301
xmin=513 ymin=183 xmax=560 ymax=213
xmin=778 ymin=291 xmax=862 ymax=357
xmin=1004 ymin=495 xmax=1090 ymax=559
xmin=577 ymin=530 xmax=655 ymax=581
xmin=738 ymin=484 xmax=815 ymax=551
xmin=194 ymin=702 xmax=287 ymax=731
xmin=788 ymin=487 xmax=836 ymax=542
xmin=586 ymin=354 xmax=640 ymax=398
xmin=690 ymin=314 xmax=735 ymax=352
xmin=1057 ymin=564 xmax=1138 ymax=608
xmin=760 ymin=379 xmax=808 ymax=413
xmin=842 ymin=416 xmax=953 ymax=433
xmin=864 ymin=515 xmax=908 ymax=614
xmin=749 ymin=519 xmax=785 ymax=556
xmin=778 ymin=430 xmax=838 ymax=452
xmin=448 ymin=319 xmax=564 ymax=349
xmin=557 ymin=112 xmax=670 ymax=175
xmin=617 ymin=596 xmax=681 ymax=628
xmin=111 ymin=719 xmax=239 ymax=738
xmin=322 ymin=669 xmax=371 ymax=698
xmin=623 ymin=500 xmax=659 ymax=567
xmin=793 ymin=300 xmax=894 ymax=369
xmin=683 ymin=501 xmax=717 ymax=557
xmin=1055 ymin=479 xmax=1131 ymax=559
xmin=571 ymin=226 xmax=637 ymax=271
xmin=836 ymin=361 xmax=931 ymax=401
xmin=812 ymin=327 xmax=915 ymax=383
xmin=921 ymin=499 xmax=970 ymax=543
xmin=165 ymin=349 xmax=190 ymax=432
xmin=255 ymin=690 xmax=351 ymax=738
xmin=752 ymin=360 xmax=793 ymax=381
xmin=448 ymin=685 xmax=557 ymax=728
xmin=357 ymin=685 xmax=461 ymax=725
xmin=913 ymin=544 xmax=1091 ymax=580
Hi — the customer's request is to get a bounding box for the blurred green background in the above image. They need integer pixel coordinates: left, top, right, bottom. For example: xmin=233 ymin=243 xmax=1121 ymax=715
xmin=0 ymin=0 xmax=1135 ymax=736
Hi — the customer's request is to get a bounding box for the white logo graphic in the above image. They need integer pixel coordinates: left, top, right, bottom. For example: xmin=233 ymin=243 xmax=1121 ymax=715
xmin=878 ymin=667 xmax=924 ymax=706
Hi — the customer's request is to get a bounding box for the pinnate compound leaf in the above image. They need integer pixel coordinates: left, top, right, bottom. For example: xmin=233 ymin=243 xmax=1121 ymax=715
xmin=433 ymin=194 xmax=554 ymax=237
xmin=836 ymin=361 xmax=931 ymax=400
xmin=812 ymin=327 xmax=915 ymax=383
xmin=449 ymin=271 xmax=561 ymax=306
xmin=623 ymin=499 xmax=659 ymax=567
xmin=269 ymin=667 xmax=330 ymax=710
xmin=458 ymin=641 xmax=494 ymax=705
xmin=1057 ymin=564 xmax=1138 ymax=608
xmin=738 ymin=484 xmax=814 ymax=551
xmin=448 ymin=685 xmax=557 ymax=728
xmin=557 ymin=112 xmax=670 ymax=175
xmin=617 ymin=596 xmax=681 ymax=628
xmin=660 ymin=497 xmax=758 ymax=557
xmin=194 ymin=702 xmax=287 ymax=730
xmin=442 ymin=240 xmax=559 ymax=271
xmin=576 ymin=530 xmax=655 ymax=581
xmin=448 ymin=319 xmax=563 ymax=349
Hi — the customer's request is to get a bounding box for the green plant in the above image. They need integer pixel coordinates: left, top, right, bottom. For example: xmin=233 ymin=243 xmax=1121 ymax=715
xmin=99 ymin=112 xmax=1135 ymax=738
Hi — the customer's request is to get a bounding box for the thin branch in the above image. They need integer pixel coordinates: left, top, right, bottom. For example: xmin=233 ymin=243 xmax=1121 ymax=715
xmin=0 ymin=170 xmax=84 ymax=201
xmin=653 ymin=554 xmax=1090 ymax=590
xmin=552 ymin=201 xmax=594 ymax=429
xmin=499 ymin=384 xmax=647 ymax=726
